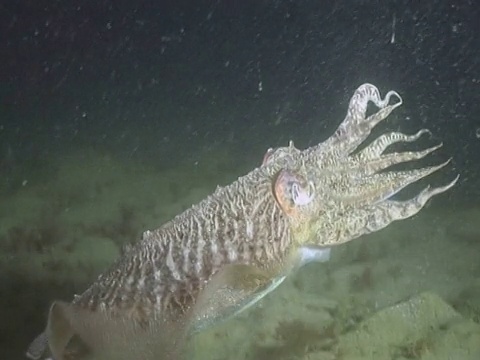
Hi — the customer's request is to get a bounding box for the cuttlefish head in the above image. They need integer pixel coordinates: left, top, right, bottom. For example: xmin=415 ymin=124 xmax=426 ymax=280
xmin=270 ymin=84 xmax=458 ymax=247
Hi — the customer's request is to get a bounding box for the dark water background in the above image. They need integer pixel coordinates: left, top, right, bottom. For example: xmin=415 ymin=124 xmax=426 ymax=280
xmin=1 ymin=0 xmax=479 ymax=196
xmin=0 ymin=0 xmax=479 ymax=358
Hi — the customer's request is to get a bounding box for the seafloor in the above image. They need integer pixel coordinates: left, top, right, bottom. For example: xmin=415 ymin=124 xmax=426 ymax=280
xmin=1 ymin=142 xmax=479 ymax=360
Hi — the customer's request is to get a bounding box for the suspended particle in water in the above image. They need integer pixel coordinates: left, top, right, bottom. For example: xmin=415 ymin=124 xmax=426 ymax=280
xmin=390 ymin=13 xmax=396 ymax=44
xmin=476 ymin=128 xmax=480 ymax=139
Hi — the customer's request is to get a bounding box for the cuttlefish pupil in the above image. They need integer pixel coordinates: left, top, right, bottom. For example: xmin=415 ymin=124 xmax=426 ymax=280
xmin=291 ymin=181 xmax=314 ymax=206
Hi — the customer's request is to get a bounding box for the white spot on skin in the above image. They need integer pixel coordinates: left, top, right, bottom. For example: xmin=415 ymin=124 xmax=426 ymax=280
xmin=166 ymin=242 xmax=181 ymax=281
xmin=211 ymin=242 xmax=221 ymax=267
xmin=246 ymin=220 xmax=254 ymax=239
xmin=227 ymin=248 xmax=238 ymax=262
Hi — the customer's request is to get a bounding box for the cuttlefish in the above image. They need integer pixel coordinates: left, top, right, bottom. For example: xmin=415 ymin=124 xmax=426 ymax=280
xmin=26 ymin=84 xmax=457 ymax=360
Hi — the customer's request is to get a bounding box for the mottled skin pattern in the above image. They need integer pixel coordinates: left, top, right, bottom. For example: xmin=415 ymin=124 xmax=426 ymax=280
xmin=26 ymin=84 xmax=457 ymax=360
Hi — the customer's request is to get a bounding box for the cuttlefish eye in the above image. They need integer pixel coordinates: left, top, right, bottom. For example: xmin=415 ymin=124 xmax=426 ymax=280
xmin=273 ymin=169 xmax=315 ymax=215
xmin=291 ymin=182 xmax=314 ymax=206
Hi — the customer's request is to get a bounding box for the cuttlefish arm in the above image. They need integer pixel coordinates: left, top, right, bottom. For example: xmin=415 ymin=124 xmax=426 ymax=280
xmin=311 ymin=83 xmax=403 ymax=156
xmin=276 ymin=84 xmax=459 ymax=247
xmin=274 ymin=165 xmax=458 ymax=247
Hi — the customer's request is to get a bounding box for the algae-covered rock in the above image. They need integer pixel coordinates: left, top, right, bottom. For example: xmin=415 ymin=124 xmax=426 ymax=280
xmin=335 ymin=291 xmax=480 ymax=359
xmin=420 ymin=319 xmax=480 ymax=360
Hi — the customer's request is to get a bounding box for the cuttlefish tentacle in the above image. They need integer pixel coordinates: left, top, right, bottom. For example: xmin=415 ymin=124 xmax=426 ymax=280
xmin=276 ymin=161 xmax=454 ymax=243
xmin=328 ymin=160 xmax=452 ymax=206
xmin=347 ymin=143 xmax=443 ymax=178
xmin=312 ymin=175 xmax=459 ymax=246
xmin=331 ymin=140 xmax=442 ymax=178
xmin=321 ymin=83 xmax=403 ymax=155
xmin=353 ymin=129 xmax=432 ymax=161
xmin=362 ymin=176 xmax=460 ymax=234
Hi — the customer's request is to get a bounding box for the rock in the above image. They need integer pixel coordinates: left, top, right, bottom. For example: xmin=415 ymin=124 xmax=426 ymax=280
xmin=335 ymin=291 xmax=480 ymax=359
